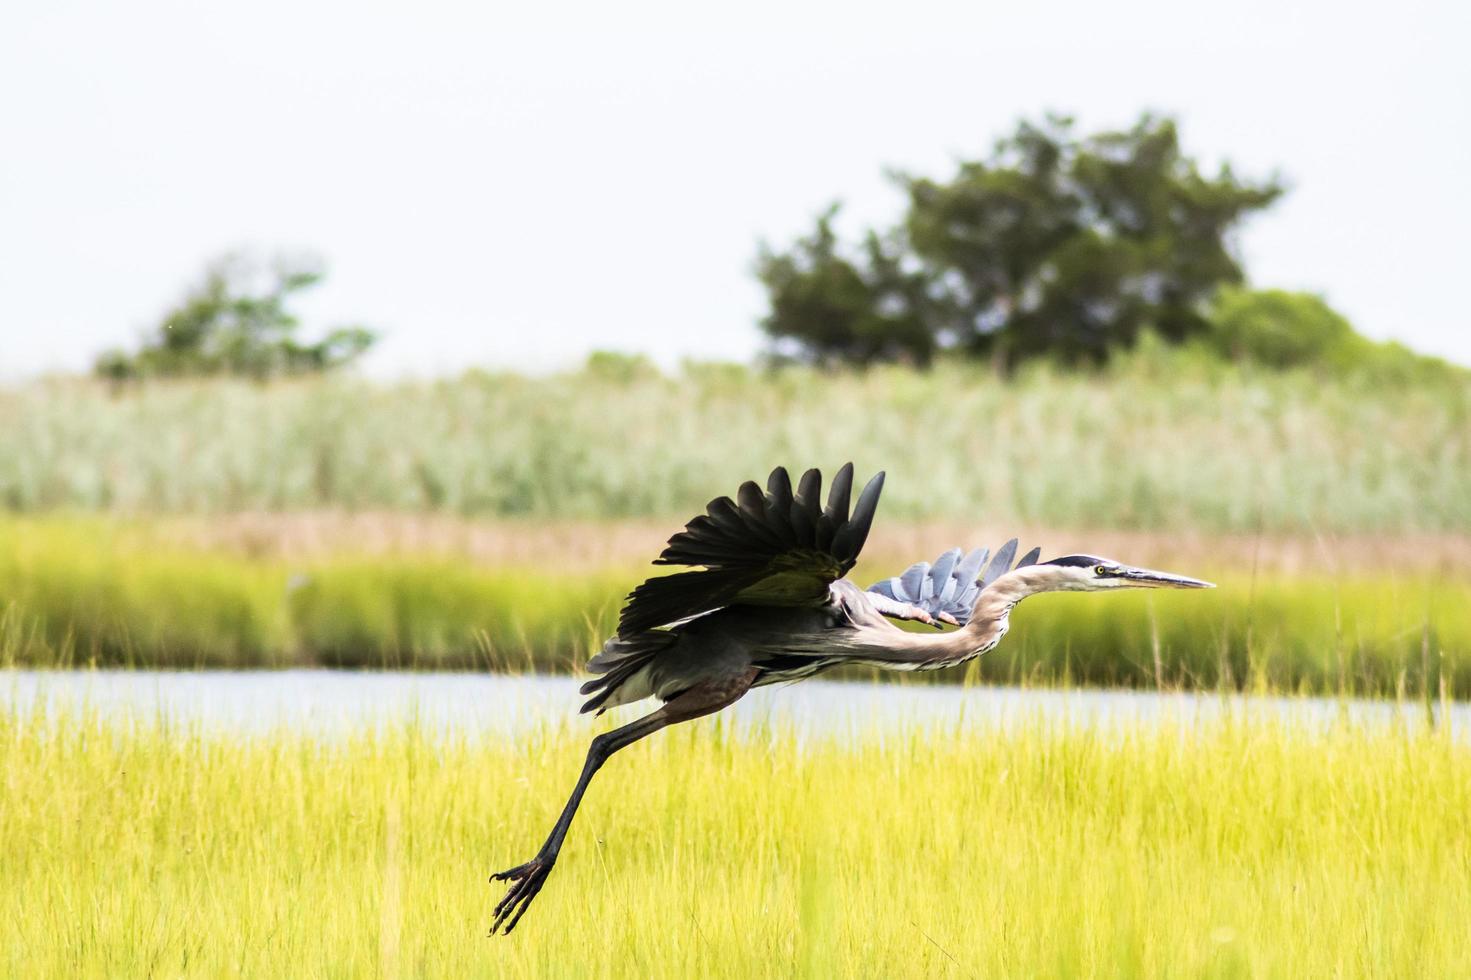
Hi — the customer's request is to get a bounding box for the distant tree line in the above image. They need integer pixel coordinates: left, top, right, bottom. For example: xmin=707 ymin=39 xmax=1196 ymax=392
xmin=96 ymin=253 xmax=375 ymax=381
xmin=93 ymin=115 xmax=1444 ymax=384
xmin=757 ymin=113 xmax=1294 ymax=370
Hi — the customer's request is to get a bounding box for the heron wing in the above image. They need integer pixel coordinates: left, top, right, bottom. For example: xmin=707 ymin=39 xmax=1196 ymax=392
xmin=615 ymin=463 xmax=886 ymax=637
xmin=867 ymin=540 xmax=1041 ymax=627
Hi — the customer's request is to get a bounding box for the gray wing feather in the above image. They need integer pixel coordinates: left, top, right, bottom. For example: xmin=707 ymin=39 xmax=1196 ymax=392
xmin=955 ymin=547 xmax=990 ymax=591
xmin=869 ymin=577 xmax=899 ymax=601
xmin=898 ymin=562 xmax=928 ymax=601
xmin=866 ymin=537 xmax=1038 ymax=627
xmin=979 ymin=539 xmax=1019 ymax=590
xmin=929 ymin=548 xmax=961 ymax=601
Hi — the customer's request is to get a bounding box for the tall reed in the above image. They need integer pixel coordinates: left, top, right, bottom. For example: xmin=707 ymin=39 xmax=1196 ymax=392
xmin=5 ymin=350 xmax=1469 ymax=532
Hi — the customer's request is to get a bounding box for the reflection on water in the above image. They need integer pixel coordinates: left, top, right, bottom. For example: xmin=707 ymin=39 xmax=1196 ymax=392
xmin=3 ymin=669 xmax=1467 ymax=742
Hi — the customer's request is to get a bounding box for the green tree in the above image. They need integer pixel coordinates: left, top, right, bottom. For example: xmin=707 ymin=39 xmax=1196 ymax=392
xmin=759 ymin=114 xmax=1284 ymax=368
xmin=756 ymin=206 xmax=936 ymax=367
xmin=96 ymin=253 xmax=376 ymax=381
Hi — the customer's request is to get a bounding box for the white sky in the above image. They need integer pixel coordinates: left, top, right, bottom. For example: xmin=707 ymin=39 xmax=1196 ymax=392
xmin=2 ymin=0 xmax=1467 ymax=378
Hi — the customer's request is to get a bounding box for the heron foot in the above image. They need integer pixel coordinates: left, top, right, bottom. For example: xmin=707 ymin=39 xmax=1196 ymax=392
xmin=489 ymin=854 xmax=554 ymax=935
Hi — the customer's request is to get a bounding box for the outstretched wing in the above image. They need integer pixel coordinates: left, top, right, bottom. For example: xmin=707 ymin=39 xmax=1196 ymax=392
xmin=866 ymin=539 xmax=1041 ymax=628
xmin=615 ymin=463 xmax=886 ymax=637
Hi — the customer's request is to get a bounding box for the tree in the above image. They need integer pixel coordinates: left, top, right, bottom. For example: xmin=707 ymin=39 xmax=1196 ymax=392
xmin=756 ymin=206 xmax=936 ymax=367
xmin=96 ymin=253 xmax=376 ymax=381
xmin=758 ymin=114 xmax=1284 ymax=368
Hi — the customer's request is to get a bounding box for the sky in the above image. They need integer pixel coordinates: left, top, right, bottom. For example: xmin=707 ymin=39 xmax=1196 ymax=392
xmin=2 ymin=0 xmax=1467 ymax=378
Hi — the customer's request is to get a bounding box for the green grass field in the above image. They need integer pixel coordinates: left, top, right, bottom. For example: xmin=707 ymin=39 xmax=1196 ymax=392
xmin=3 ymin=709 xmax=1467 ymax=978
xmin=6 ymin=351 xmax=1471 ymax=533
xmin=2 ymin=516 xmax=1466 ymax=697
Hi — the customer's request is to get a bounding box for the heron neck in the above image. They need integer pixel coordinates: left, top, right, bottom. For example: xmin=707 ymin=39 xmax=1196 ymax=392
xmin=886 ymin=574 xmax=1036 ymax=664
xmin=960 ymin=568 xmax=1050 ymax=645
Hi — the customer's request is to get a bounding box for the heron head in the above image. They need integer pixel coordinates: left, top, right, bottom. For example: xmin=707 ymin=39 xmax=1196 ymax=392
xmin=1033 ymin=554 xmax=1215 ymax=592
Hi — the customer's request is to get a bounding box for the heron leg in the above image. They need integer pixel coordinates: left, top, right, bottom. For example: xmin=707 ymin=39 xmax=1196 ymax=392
xmin=490 ymin=667 xmax=758 ymax=935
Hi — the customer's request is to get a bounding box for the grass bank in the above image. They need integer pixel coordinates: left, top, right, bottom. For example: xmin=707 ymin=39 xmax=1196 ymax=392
xmin=2 ymin=517 xmax=1466 ymax=698
xmin=2 ymin=711 xmax=1467 ymax=977
xmin=5 ymin=350 xmax=1471 ymax=533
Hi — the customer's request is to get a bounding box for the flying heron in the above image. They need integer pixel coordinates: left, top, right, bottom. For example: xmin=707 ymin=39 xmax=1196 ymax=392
xmin=491 ymin=463 xmax=1213 ymax=934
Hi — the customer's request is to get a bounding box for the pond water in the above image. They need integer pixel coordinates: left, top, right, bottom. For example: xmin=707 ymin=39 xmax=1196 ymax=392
xmin=4 ymin=669 xmax=1467 ymax=742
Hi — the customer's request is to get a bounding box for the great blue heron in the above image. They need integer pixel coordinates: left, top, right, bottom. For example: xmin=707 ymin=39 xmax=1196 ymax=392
xmin=491 ymin=463 xmax=1212 ymax=934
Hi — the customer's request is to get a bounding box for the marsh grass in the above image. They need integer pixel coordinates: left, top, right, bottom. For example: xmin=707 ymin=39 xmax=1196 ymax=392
xmin=2 ymin=516 xmax=1467 ymax=696
xmin=2 ymin=709 xmax=1468 ymax=977
xmin=5 ymin=352 xmax=1471 ymax=533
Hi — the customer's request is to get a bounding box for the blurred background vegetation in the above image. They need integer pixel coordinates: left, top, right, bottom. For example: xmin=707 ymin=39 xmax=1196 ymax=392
xmin=5 ymin=111 xmax=1467 ymax=696
xmin=6 ymin=354 xmax=1469 ymax=530
xmin=754 ymin=113 xmax=1454 ymax=383
xmin=93 ymin=252 xmax=376 ymax=382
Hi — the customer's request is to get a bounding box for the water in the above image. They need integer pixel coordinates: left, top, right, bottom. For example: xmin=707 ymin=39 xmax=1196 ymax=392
xmin=3 ymin=669 xmax=1466 ymax=742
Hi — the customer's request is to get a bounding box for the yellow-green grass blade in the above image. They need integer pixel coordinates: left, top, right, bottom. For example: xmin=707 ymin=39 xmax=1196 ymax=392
xmin=2 ymin=710 xmax=1468 ymax=977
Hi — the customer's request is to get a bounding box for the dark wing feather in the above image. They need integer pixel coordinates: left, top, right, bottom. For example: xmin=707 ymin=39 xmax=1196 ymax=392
xmin=616 ymin=463 xmax=886 ymax=637
xmin=831 ymin=473 xmax=883 ymax=563
xmin=866 ymin=537 xmax=1039 ymax=627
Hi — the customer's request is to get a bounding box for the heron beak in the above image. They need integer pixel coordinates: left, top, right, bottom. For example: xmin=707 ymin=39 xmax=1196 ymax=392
xmin=1120 ymin=566 xmax=1215 ymax=589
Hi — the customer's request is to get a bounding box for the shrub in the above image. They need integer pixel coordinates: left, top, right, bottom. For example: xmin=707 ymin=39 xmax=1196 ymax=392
xmin=1207 ymin=287 xmax=1358 ymax=368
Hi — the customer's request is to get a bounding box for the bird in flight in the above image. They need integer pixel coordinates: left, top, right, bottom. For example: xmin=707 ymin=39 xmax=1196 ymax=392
xmin=491 ymin=463 xmax=1212 ymax=933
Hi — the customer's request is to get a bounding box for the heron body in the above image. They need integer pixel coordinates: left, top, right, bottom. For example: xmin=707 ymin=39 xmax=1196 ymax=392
xmin=491 ymin=463 xmax=1212 ymax=934
xmin=580 ymin=587 xmax=988 ymax=712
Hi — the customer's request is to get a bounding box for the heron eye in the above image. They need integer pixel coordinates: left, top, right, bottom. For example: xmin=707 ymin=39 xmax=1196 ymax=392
xmin=1094 ymin=565 xmax=1108 ymax=576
